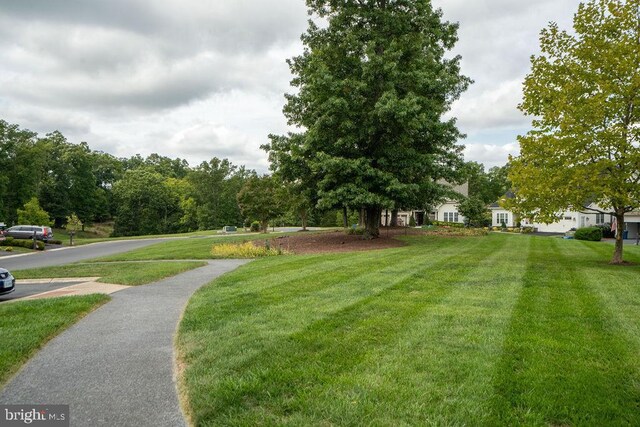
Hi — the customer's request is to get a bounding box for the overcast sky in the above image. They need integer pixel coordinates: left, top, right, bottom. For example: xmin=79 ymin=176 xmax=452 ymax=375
xmin=0 ymin=0 xmax=579 ymax=172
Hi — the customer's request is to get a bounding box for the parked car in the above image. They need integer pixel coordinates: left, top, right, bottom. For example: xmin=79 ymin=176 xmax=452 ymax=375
xmin=3 ymin=225 xmax=54 ymax=242
xmin=0 ymin=268 xmax=15 ymax=295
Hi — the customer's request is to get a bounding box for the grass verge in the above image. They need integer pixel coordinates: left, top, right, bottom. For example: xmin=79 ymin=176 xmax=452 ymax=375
xmin=96 ymin=232 xmax=304 ymax=261
xmin=176 ymin=233 xmax=640 ymax=425
xmin=13 ymin=261 xmax=207 ymax=286
xmin=0 ymin=294 xmax=110 ymax=387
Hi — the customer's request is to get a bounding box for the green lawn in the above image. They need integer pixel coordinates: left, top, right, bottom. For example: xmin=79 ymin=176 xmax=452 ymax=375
xmin=13 ymin=261 xmax=207 ymax=286
xmin=0 ymin=295 xmax=110 ymax=386
xmin=96 ymin=232 xmax=305 ymax=261
xmin=177 ymin=233 xmax=640 ymax=425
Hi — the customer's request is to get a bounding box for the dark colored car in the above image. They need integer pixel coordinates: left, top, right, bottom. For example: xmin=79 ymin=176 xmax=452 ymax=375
xmin=4 ymin=225 xmax=54 ymax=242
xmin=0 ymin=268 xmax=15 ymax=295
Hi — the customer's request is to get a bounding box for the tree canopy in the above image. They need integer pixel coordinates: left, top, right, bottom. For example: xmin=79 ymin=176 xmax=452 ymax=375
xmin=264 ymin=0 xmax=470 ymax=238
xmin=508 ymin=0 xmax=640 ymax=264
xmin=0 ymin=119 xmax=255 ymax=236
xmin=237 ymin=175 xmax=286 ymax=232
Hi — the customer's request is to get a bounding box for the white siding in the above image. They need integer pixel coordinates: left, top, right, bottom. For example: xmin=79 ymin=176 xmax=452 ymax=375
xmin=436 ymin=201 xmax=465 ymax=224
xmin=491 ymin=209 xmax=515 ymax=227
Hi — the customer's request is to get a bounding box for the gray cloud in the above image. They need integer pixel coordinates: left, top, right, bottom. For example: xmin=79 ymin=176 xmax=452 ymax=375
xmin=0 ymin=0 xmax=582 ymax=170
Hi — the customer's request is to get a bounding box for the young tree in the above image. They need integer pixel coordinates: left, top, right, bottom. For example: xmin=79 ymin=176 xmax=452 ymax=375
xmin=65 ymin=212 xmax=83 ymax=246
xmin=458 ymin=196 xmax=489 ymax=227
xmin=264 ymin=0 xmax=470 ymax=238
xmin=17 ymin=197 xmax=52 ymax=226
xmin=509 ymin=0 xmax=640 ymax=264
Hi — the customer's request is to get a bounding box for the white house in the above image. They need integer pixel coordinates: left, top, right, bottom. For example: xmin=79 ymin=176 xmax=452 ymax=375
xmin=381 ymin=182 xmax=468 ymax=226
xmin=489 ymin=202 xmax=640 ymax=239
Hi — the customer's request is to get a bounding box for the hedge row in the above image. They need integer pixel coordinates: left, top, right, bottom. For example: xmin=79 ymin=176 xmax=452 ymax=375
xmin=2 ymin=237 xmax=45 ymax=250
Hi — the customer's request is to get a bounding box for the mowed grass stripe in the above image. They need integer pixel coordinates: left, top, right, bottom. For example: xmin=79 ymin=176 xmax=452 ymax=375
xmin=489 ymin=237 xmax=640 ymax=425
xmin=179 ymin=237 xmax=477 ymax=363
xmin=291 ymin=234 xmax=531 ymax=426
xmin=179 ymin=236 xmax=502 ymax=425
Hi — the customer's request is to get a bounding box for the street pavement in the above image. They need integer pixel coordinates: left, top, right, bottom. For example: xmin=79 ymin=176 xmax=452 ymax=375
xmin=0 ymin=227 xmax=316 ymax=271
xmin=0 ymin=280 xmax=89 ymax=302
xmin=0 ymin=238 xmax=170 ymax=271
xmin=0 ymin=260 xmax=250 ymax=426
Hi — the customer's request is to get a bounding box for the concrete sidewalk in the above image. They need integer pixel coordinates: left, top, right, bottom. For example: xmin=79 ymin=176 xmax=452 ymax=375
xmin=0 ymin=260 xmax=249 ymax=426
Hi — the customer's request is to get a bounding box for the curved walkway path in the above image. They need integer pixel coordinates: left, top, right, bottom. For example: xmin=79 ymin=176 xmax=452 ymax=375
xmin=0 ymin=259 xmax=249 ymax=426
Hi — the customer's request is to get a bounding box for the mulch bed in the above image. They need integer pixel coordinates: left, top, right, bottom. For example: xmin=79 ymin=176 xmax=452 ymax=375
xmin=259 ymin=228 xmax=424 ymax=255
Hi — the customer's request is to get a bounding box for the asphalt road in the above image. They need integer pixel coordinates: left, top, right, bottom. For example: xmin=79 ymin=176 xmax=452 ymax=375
xmin=0 ymin=280 xmax=84 ymax=302
xmin=0 ymin=260 xmax=250 ymax=426
xmin=0 ymin=238 xmax=170 ymax=271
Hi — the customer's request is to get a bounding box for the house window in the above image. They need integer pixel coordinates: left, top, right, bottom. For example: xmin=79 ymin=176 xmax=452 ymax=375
xmin=595 ymin=213 xmax=605 ymax=224
xmin=497 ymin=213 xmax=509 ymax=226
xmin=444 ymin=212 xmax=459 ymax=223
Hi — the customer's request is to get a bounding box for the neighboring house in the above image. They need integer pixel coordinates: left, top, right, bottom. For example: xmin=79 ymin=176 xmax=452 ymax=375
xmin=489 ymin=202 xmax=640 ymax=239
xmin=489 ymin=204 xmax=516 ymax=228
xmin=381 ymin=182 xmax=468 ymax=226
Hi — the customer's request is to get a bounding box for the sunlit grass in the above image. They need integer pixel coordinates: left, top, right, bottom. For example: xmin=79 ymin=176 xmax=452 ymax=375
xmin=0 ymin=295 xmax=110 ymax=387
xmin=13 ymin=261 xmax=206 ymax=286
xmin=177 ymin=233 xmax=640 ymax=425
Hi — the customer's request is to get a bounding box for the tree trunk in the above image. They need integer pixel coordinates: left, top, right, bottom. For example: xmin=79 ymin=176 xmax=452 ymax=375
xmin=390 ymin=209 xmax=398 ymax=227
xmin=301 ymin=209 xmax=308 ymax=231
xmin=261 ymin=219 xmax=269 ymax=233
xmin=359 ymin=208 xmax=365 ymax=227
xmin=363 ymin=206 xmax=380 ymax=239
xmin=611 ymin=211 xmax=625 ymax=264
xmin=342 ymin=206 xmax=348 ymax=228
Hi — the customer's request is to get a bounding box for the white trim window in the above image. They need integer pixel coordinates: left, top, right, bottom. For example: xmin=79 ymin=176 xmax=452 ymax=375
xmin=496 ymin=213 xmax=509 ymax=226
xmin=595 ymin=213 xmax=605 ymax=224
xmin=444 ymin=212 xmax=459 ymax=223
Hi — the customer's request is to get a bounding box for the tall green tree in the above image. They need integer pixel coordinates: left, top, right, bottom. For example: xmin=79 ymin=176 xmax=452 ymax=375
xmin=237 ymin=175 xmax=286 ymax=232
xmin=264 ymin=0 xmax=470 ymax=238
xmin=509 ymin=0 xmax=640 ymax=264
xmin=187 ymin=158 xmax=253 ymax=230
xmin=112 ymin=168 xmax=181 ymax=236
xmin=463 ymin=161 xmax=511 ymax=204
xmin=0 ymin=120 xmax=45 ymax=224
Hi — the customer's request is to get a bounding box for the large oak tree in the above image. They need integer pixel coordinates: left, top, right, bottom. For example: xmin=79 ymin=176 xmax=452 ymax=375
xmin=509 ymin=0 xmax=640 ymax=264
xmin=264 ymin=0 xmax=470 ymax=238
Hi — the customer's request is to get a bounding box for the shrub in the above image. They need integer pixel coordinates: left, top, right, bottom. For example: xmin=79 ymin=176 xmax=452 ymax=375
xmin=424 ymin=227 xmax=488 ymax=237
xmin=5 ymin=239 xmax=45 ymax=250
xmin=574 ymin=226 xmax=603 ymax=241
xmin=2 ymin=247 xmax=13 ymax=252
xmin=211 ymin=242 xmax=288 ymax=258
xmin=597 ymin=224 xmax=615 ymax=238
xmin=250 ymin=221 xmax=260 ymax=232
xmin=409 ymin=216 xmax=417 ymax=227
xmin=346 ymin=226 xmax=366 ymax=235
xmin=431 ymin=220 xmax=464 ymax=228
xmin=47 ymin=240 xmax=63 ymax=245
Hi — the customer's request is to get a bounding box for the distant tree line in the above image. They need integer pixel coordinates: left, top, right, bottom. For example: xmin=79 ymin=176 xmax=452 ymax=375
xmin=0 ymin=119 xmax=255 ymax=236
